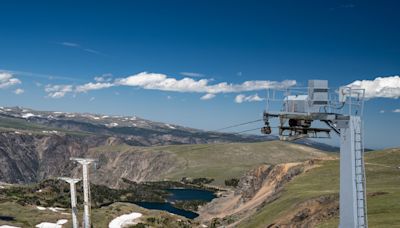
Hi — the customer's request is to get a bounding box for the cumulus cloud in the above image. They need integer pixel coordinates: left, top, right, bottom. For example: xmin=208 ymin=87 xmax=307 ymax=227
xmin=0 ymin=72 xmax=21 ymax=88
xmin=45 ymin=84 xmax=73 ymax=98
xmin=234 ymin=93 xmax=264 ymax=103
xmin=346 ymin=76 xmax=400 ymax=99
xmin=115 ymin=72 xmax=295 ymax=94
xmin=393 ymin=109 xmax=400 ymax=113
xmin=75 ymin=82 xmax=114 ymax=93
xmin=14 ymin=88 xmax=24 ymax=95
xmin=94 ymin=74 xmax=113 ymax=82
xmin=44 ymin=72 xmax=296 ymax=98
xmin=200 ymin=93 xmax=216 ymax=100
xmin=180 ymin=72 xmax=204 ymax=77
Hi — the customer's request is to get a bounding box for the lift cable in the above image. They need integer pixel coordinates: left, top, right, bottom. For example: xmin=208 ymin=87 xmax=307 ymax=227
xmin=212 ymin=119 xmax=263 ymax=132
xmin=232 ymin=127 xmax=262 ymax=135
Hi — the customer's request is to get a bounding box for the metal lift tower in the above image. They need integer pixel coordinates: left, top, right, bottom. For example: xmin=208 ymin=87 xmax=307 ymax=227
xmin=58 ymin=177 xmax=81 ymax=228
xmin=70 ymin=157 xmax=97 ymax=228
xmin=261 ymin=80 xmax=367 ymax=228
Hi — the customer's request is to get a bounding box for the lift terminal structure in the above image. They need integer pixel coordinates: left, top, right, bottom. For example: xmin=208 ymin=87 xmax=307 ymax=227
xmin=261 ymin=80 xmax=367 ymax=228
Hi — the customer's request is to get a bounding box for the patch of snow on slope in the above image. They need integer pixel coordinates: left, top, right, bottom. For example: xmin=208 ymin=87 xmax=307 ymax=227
xmin=109 ymin=212 xmax=142 ymax=228
xmin=35 ymin=219 xmax=68 ymax=228
xmin=165 ymin=124 xmax=176 ymax=129
xmin=106 ymin=122 xmax=119 ymax=127
xmin=22 ymin=113 xmax=37 ymax=118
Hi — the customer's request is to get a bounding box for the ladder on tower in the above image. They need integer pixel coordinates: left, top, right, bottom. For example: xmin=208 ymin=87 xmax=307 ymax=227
xmin=354 ymin=122 xmax=368 ymax=228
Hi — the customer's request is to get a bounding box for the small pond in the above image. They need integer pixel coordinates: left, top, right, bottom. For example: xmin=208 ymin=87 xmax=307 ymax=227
xmin=136 ymin=188 xmax=216 ymax=219
xmin=134 ymin=201 xmax=199 ymax=219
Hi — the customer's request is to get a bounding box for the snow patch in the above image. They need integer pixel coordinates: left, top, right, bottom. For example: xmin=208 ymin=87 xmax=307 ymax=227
xmin=165 ymin=124 xmax=176 ymax=129
xmin=106 ymin=122 xmax=119 ymax=127
xmin=35 ymin=219 xmax=68 ymax=228
xmin=22 ymin=113 xmax=37 ymax=119
xmin=36 ymin=206 xmax=65 ymax=213
xmin=37 ymin=206 xmax=46 ymax=210
xmin=108 ymin=212 xmax=142 ymax=228
xmin=0 ymin=225 xmax=22 ymax=228
xmin=42 ymin=130 xmax=59 ymax=134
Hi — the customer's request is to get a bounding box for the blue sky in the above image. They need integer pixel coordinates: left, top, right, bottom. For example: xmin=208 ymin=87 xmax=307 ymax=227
xmin=0 ymin=0 xmax=399 ymax=149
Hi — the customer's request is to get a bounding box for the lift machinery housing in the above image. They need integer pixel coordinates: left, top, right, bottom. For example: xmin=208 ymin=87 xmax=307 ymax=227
xmin=261 ymin=80 xmax=368 ymax=228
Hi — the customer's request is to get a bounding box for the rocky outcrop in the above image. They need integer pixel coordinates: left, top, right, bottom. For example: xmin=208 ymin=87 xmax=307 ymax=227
xmin=0 ymin=131 xmax=183 ymax=188
xmin=0 ymin=132 xmax=38 ymax=183
xmin=0 ymin=132 xmax=110 ymax=184
xmin=197 ymin=160 xmax=318 ymax=226
xmin=86 ymin=148 xmax=177 ymax=188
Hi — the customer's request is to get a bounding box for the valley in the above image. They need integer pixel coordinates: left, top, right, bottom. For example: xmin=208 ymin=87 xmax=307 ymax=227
xmin=0 ymin=107 xmax=398 ymax=227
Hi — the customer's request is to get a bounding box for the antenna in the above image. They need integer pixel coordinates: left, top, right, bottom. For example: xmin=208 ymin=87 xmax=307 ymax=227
xmin=261 ymin=80 xmax=367 ymax=228
xmin=58 ymin=177 xmax=81 ymax=228
xmin=70 ymin=157 xmax=97 ymax=228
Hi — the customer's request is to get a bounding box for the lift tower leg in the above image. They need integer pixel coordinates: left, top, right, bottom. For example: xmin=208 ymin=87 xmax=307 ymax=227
xmin=336 ymin=116 xmax=367 ymax=228
xmin=58 ymin=177 xmax=81 ymax=228
xmin=71 ymin=157 xmax=97 ymax=228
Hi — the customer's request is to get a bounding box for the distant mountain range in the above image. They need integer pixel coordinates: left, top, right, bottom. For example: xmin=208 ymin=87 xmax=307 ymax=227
xmin=0 ymin=106 xmax=340 ymax=184
xmin=0 ymin=106 xmax=339 ymax=151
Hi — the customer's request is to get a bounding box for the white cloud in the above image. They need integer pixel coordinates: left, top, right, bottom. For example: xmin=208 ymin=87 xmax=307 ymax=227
xmin=44 ymin=71 xmax=296 ymax=98
xmin=379 ymin=110 xmax=385 ymax=114
xmin=75 ymin=82 xmax=114 ymax=93
xmin=235 ymin=93 xmax=264 ymax=103
xmin=393 ymin=109 xmax=400 ymax=113
xmin=346 ymin=76 xmax=400 ymax=99
xmin=14 ymin=88 xmax=24 ymax=95
xmin=0 ymin=72 xmax=21 ymax=88
xmin=180 ymin=72 xmax=204 ymax=77
xmin=89 ymin=97 xmax=95 ymax=102
xmin=115 ymin=72 xmax=295 ymax=94
xmin=94 ymin=74 xmax=113 ymax=82
xmin=45 ymin=84 xmax=73 ymax=98
xmin=200 ymin=93 xmax=216 ymax=100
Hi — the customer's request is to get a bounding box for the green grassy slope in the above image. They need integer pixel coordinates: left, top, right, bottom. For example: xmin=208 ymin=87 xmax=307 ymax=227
xmin=239 ymin=148 xmax=400 ymax=228
xmin=93 ymin=141 xmax=330 ymax=186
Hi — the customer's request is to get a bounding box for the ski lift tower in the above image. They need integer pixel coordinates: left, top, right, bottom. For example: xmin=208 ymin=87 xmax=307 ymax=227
xmin=58 ymin=177 xmax=81 ymax=228
xmin=70 ymin=157 xmax=97 ymax=228
xmin=261 ymin=80 xmax=367 ymax=228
